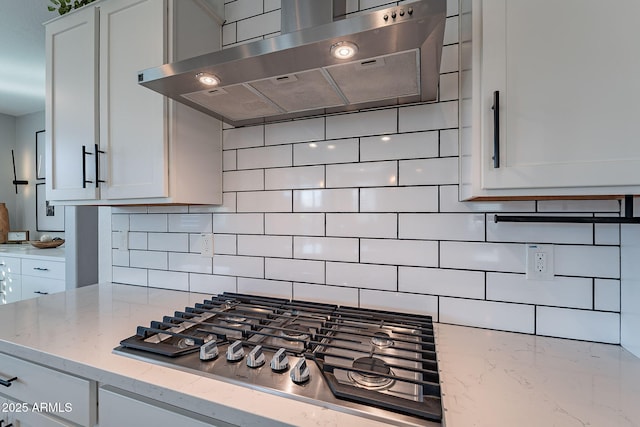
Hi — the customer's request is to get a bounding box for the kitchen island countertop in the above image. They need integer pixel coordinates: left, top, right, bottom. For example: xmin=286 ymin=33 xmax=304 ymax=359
xmin=0 ymin=283 xmax=638 ymax=426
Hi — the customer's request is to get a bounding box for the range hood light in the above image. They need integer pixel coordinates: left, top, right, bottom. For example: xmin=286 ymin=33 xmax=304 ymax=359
xmin=196 ymin=72 xmax=220 ymax=86
xmin=330 ymin=41 xmax=358 ymax=60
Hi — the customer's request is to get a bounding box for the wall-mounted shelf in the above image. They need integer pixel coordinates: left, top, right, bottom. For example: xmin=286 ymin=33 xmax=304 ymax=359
xmin=494 ymin=195 xmax=639 ymax=225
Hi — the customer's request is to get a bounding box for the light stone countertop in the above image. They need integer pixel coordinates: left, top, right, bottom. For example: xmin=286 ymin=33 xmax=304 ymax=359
xmin=0 ymin=243 xmax=65 ymax=260
xmin=0 ymin=283 xmax=638 ymax=426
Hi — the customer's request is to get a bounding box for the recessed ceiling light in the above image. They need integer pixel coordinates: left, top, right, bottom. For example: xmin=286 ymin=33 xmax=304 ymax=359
xmin=330 ymin=41 xmax=358 ymax=60
xmin=196 ymin=72 xmax=220 ymax=86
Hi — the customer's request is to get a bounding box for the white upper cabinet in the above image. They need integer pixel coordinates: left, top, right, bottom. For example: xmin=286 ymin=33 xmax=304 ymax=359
xmin=460 ymin=0 xmax=640 ymax=199
xmin=46 ymin=0 xmax=223 ymax=205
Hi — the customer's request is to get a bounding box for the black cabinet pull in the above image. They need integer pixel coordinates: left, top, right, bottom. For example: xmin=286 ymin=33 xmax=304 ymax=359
xmin=33 ymin=267 xmax=50 ymax=271
xmin=82 ymin=145 xmax=94 ymax=188
xmin=0 ymin=376 xmax=17 ymax=387
xmin=491 ymin=90 xmax=500 ymax=168
xmin=94 ymin=143 xmax=105 ymax=188
xmin=34 ymin=291 xmax=49 ymax=295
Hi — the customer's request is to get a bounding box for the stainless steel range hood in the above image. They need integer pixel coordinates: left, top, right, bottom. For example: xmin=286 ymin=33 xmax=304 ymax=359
xmin=138 ymin=0 xmax=446 ymax=127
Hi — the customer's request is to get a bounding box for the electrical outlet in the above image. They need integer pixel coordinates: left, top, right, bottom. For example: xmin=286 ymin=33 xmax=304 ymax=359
xmin=201 ymin=233 xmax=214 ymax=257
xmin=526 ymin=244 xmax=554 ymax=281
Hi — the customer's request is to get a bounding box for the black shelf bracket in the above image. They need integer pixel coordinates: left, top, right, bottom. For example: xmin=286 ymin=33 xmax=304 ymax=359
xmin=494 ymin=195 xmax=640 ymax=224
xmin=11 ymin=149 xmax=28 ymax=194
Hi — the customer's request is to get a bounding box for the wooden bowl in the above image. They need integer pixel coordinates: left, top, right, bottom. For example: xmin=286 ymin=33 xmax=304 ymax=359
xmin=29 ymin=239 xmax=65 ymax=249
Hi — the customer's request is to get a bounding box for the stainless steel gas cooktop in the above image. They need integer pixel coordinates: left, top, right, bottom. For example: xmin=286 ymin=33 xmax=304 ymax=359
xmin=114 ymin=293 xmax=441 ymax=426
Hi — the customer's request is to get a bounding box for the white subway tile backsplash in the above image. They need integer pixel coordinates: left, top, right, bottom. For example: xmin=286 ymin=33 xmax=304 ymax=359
xmin=237 ymin=277 xmax=293 ymax=299
xmin=212 ymin=255 xmax=263 ymax=278
xmin=265 ymin=117 xmax=324 ymax=145
xmin=168 ymin=214 xmax=212 ymax=233
xmin=439 ymin=129 xmax=459 ymax=157
xmin=237 ymin=190 xmax=292 ymax=212
xmin=594 ymin=279 xmax=621 ymax=312
xmin=441 ymin=241 xmax=525 ymax=273
xmin=440 ymin=44 xmax=459 ymax=73
xmin=439 ymin=72 xmax=459 ymax=102
xmin=189 ymin=273 xmax=237 ymax=294
xmin=130 ymin=214 xmax=167 ymax=232
xmin=326 ymin=213 xmax=397 ymax=238
xmin=443 ymin=15 xmax=459 ymax=45
xmin=224 ymin=0 xmax=263 ymax=22
xmin=223 ymin=125 xmax=263 ymax=149
xmin=237 ymin=10 xmax=280 ymax=40
xmin=222 ymin=21 xmax=236 ymax=46
xmin=399 ymin=101 xmax=458 ymax=133
xmin=148 ymin=233 xmax=189 ymax=252
xmin=223 ymin=170 xmax=264 ymax=192
xmin=265 ymin=258 xmax=324 ymax=284
xmin=361 ymin=239 xmax=438 ymax=267
xmin=361 ymin=187 xmax=439 ymax=212
xmin=148 ymin=270 xmax=188 ymax=292
xmin=555 ymin=245 xmax=620 ymax=279
xmin=189 ymin=193 xmax=237 ymax=213
xmin=326 ymin=262 xmax=396 ymax=290
xmin=326 ymin=161 xmax=397 ymax=188
xmin=265 ymin=165 xmax=325 ymax=189
xmin=294 ymin=237 xmax=359 ymax=262
xmin=439 ymin=185 xmax=535 ymax=213
xmin=237 ymin=145 xmax=292 ymax=169
xmin=196 ymin=234 xmax=236 ymax=255
xmin=400 ymin=213 xmax=485 ymax=241
xmin=486 ymin=220 xmax=592 ymax=244
xmin=537 ymin=200 xmax=620 ymax=213
xmin=264 ymin=0 xmax=280 ymax=13
xmin=212 ymin=213 xmax=264 ymax=234
xmin=293 ymin=189 xmax=358 ymax=212
xmin=536 ymin=307 xmax=620 ymax=344
xmin=265 ymin=213 xmax=324 ymax=236
xmin=294 ymin=139 xmax=358 ymax=166
xmin=168 ymin=252 xmax=212 ymax=274
xmin=128 ymin=232 xmax=147 ymax=250
xmin=360 ymin=290 xmax=439 ymax=318
xmin=223 ymin=150 xmax=237 ymax=171
xmin=399 ymin=267 xmax=485 ymax=298
xmin=111 ymin=214 xmax=129 ymax=231
xmin=238 ymin=235 xmax=292 ymax=258
xmin=360 ymin=131 xmax=439 ymax=161
xmin=486 ymin=272 xmax=592 ymax=309
xmin=112 ymin=249 xmax=129 ymax=267
xmin=293 ymin=283 xmax=358 ymax=306
xmin=130 ymin=250 xmax=167 ymax=270
xmin=594 ymin=222 xmax=620 ymax=245
xmin=148 ymin=206 xmax=188 ymax=214
xmin=111 ymin=206 xmax=147 ymax=214
xmin=326 ymin=109 xmax=397 ymax=139
xmin=399 ymin=158 xmax=458 ymax=185
xmin=447 ymin=0 xmax=459 ymax=16
xmin=440 ymin=298 xmax=535 ymax=334
xmin=112 ymin=267 xmax=147 ymax=286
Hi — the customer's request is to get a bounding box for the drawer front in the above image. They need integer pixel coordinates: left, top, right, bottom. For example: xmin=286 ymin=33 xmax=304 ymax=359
xmin=0 ymin=353 xmax=96 ymax=426
xmin=1 ymin=274 xmax=21 ymax=304
xmin=21 ymin=258 xmax=65 ymax=280
xmin=21 ymin=276 xmax=65 ymax=300
xmin=0 ymin=257 xmax=20 ymax=275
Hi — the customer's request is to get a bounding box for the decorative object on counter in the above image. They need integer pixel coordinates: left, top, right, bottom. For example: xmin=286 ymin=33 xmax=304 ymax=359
xmin=36 ymin=183 xmax=64 ymax=232
xmin=0 ymin=203 xmax=8 ymax=243
xmin=30 ymin=238 xmax=65 ymax=249
xmin=7 ymin=230 xmax=29 ymax=244
xmin=10 ymin=150 xmax=28 ymax=194
xmin=47 ymin=0 xmax=96 ymax=16
xmin=35 ymin=130 xmax=46 ymax=180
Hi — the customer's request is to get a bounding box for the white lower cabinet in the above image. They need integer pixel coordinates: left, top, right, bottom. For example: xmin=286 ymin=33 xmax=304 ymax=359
xmin=0 ymin=353 xmax=97 ymax=426
xmin=17 ymin=258 xmax=65 ymax=301
xmin=0 ymin=256 xmax=21 ymax=304
xmin=99 ymin=386 xmax=236 ymax=427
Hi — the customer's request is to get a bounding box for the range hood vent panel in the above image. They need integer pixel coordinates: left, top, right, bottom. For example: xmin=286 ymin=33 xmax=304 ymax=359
xmin=139 ymin=0 xmax=446 ymax=127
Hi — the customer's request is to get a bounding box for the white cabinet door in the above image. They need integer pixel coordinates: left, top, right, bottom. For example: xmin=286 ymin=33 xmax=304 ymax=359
xmin=99 ymin=0 xmax=168 ymax=200
xmin=461 ymin=0 xmax=640 ymax=199
xmin=45 ymin=5 xmax=100 ymax=201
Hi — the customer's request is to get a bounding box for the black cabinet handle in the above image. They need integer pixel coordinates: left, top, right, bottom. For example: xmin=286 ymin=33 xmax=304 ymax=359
xmin=82 ymin=145 xmax=93 ymax=188
xmin=34 ymin=291 xmax=49 ymax=295
xmin=94 ymin=143 xmax=105 ymax=188
xmin=33 ymin=267 xmax=50 ymax=271
xmin=491 ymin=90 xmax=500 ymax=168
xmin=0 ymin=376 xmax=17 ymax=387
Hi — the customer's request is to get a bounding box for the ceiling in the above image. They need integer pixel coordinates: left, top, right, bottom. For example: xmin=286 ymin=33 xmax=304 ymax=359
xmin=0 ymin=0 xmax=56 ymax=117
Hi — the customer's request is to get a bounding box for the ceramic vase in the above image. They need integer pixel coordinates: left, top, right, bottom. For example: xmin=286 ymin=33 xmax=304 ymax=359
xmin=0 ymin=203 xmax=8 ymax=244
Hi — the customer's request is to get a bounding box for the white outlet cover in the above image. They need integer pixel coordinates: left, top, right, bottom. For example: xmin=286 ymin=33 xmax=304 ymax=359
xmin=201 ymin=233 xmax=214 ymax=258
xmin=526 ymin=243 xmax=554 ymax=281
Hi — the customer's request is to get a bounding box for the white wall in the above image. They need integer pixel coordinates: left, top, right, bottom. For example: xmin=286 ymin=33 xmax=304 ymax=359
xmin=108 ymin=0 xmax=623 ymax=345
xmin=0 ymin=113 xmax=17 ymax=228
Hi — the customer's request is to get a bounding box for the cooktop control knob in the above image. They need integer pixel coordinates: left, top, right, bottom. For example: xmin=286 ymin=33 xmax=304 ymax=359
xmin=290 ymin=357 xmax=310 ymax=384
xmin=246 ymin=345 xmax=266 ymax=368
xmin=226 ymin=340 xmax=245 ymax=362
xmin=270 ymin=348 xmax=289 ymax=372
xmin=199 ymin=340 xmax=219 ymax=361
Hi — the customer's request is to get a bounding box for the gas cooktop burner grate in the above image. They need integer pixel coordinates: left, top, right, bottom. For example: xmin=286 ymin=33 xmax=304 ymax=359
xmin=116 ymin=292 xmax=442 ymax=425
